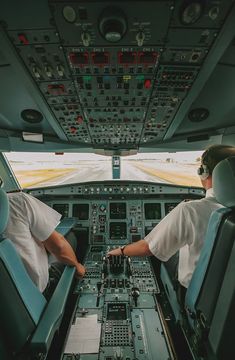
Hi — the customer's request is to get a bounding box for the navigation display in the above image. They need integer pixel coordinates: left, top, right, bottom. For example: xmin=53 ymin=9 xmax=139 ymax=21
xmin=144 ymin=203 xmax=161 ymax=220
xmin=110 ymin=203 xmax=126 ymax=219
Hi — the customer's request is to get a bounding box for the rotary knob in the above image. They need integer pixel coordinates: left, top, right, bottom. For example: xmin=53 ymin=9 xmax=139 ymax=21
xmin=99 ymin=7 xmax=127 ymax=42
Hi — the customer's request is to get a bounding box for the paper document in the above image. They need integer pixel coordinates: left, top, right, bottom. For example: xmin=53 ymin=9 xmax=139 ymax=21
xmin=64 ymin=314 xmax=101 ymax=354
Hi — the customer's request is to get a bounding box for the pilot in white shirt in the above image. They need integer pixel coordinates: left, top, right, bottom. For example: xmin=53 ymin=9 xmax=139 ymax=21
xmin=108 ymin=144 xmax=235 ymax=289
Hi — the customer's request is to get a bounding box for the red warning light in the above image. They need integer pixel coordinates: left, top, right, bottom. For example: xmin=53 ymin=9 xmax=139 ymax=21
xmin=144 ymin=79 xmax=151 ymax=89
xmin=18 ymin=33 xmax=29 ymax=45
xmin=70 ymin=126 xmax=77 ymax=134
xmin=47 ymin=84 xmax=65 ymax=95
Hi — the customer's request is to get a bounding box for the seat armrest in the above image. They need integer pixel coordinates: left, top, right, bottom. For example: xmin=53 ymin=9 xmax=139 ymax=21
xmin=30 ymin=266 xmax=75 ymax=354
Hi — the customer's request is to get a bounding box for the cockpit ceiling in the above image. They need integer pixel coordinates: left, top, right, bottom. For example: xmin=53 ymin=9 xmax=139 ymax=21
xmin=0 ymin=0 xmax=235 ymax=153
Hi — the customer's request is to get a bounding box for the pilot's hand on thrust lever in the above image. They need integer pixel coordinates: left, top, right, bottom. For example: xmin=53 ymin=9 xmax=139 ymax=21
xmin=107 ymin=247 xmax=122 ymax=256
xmin=75 ymin=263 xmax=86 ymax=279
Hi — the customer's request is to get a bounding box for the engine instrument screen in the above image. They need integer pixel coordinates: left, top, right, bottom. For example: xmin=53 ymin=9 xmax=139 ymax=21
xmin=144 ymin=203 xmax=161 ymax=220
xmin=107 ymin=303 xmax=127 ymax=320
xmin=110 ymin=222 xmax=127 ymax=240
xmin=110 ymin=203 xmax=126 ymax=219
xmin=73 ymin=204 xmax=89 ymax=220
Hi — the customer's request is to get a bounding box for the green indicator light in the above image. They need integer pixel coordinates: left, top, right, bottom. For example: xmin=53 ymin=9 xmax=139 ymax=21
xmin=136 ymin=75 xmax=145 ymax=81
xmin=84 ymin=76 xmax=92 ymax=82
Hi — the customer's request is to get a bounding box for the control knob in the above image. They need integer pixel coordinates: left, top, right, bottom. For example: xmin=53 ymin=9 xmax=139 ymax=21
xmin=99 ymin=7 xmax=127 ymax=42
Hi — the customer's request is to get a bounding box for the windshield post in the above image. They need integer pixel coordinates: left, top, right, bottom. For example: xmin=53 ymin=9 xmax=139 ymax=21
xmin=112 ymin=156 xmax=121 ymax=179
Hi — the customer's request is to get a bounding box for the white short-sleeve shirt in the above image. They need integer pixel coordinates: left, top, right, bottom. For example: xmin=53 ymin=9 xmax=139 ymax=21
xmin=5 ymin=192 xmax=61 ymax=292
xmin=144 ymin=188 xmax=223 ymax=288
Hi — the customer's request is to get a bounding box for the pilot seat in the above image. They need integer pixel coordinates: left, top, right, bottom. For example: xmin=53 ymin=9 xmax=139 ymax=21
xmin=161 ymin=156 xmax=235 ymax=359
xmin=0 ymin=183 xmax=76 ymax=359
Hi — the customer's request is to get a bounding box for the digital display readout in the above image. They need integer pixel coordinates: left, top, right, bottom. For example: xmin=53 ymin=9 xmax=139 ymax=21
xmin=144 ymin=203 xmax=161 ymax=219
xmin=110 ymin=202 xmax=126 ymax=219
xmin=72 ymin=203 xmax=89 ymax=220
xmin=107 ymin=303 xmax=127 ymax=320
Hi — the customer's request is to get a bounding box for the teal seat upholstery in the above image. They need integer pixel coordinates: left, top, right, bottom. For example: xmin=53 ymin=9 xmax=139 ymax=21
xmin=0 ymin=186 xmax=9 ymax=239
xmin=0 ymin=187 xmax=76 ymax=359
xmin=185 ymin=157 xmax=235 ymax=359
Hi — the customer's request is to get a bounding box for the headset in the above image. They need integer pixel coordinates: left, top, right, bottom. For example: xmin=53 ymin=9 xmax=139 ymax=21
xmin=197 ymin=164 xmax=210 ymax=180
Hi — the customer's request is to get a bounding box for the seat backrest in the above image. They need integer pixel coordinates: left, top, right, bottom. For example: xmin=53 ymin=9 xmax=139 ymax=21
xmin=208 ymin=236 xmax=235 ymax=360
xmin=0 ymin=187 xmax=47 ymax=356
xmin=185 ymin=157 xmax=235 ymax=345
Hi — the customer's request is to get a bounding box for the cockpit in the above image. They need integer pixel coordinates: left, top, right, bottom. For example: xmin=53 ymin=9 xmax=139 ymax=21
xmin=1 ymin=1 xmax=235 ymax=359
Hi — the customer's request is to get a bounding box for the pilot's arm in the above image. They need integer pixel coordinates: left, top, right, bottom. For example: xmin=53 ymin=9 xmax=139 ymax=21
xmin=108 ymin=201 xmax=189 ymax=260
xmin=43 ymin=231 xmax=86 ymax=278
xmin=108 ymin=239 xmax=152 ymax=257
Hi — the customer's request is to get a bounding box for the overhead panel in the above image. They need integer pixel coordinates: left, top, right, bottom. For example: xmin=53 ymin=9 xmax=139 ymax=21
xmin=1 ymin=0 xmax=233 ymax=150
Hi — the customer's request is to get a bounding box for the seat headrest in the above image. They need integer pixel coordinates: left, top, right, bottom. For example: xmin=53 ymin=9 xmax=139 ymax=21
xmin=213 ymin=156 xmax=235 ymax=208
xmin=0 ymin=187 xmax=9 ymax=236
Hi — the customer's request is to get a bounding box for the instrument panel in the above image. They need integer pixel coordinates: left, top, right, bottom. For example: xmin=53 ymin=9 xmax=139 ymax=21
xmin=28 ymin=181 xmax=204 ymax=359
xmin=31 ymin=181 xmax=204 ymax=244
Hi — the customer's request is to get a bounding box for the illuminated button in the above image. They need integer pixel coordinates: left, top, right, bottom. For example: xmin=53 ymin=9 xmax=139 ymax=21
xmin=91 ymin=52 xmax=109 ymax=65
xmin=144 ymin=79 xmax=151 ymax=89
xmin=18 ymin=33 xmax=29 ymax=45
xmin=100 ymin=204 xmax=106 ymax=212
xmin=119 ymin=52 xmax=136 ymax=64
xmin=70 ymin=126 xmax=77 ymax=134
xmin=47 ymin=84 xmax=65 ymax=95
xmin=69 ymin=52 xmax=89 ymax=66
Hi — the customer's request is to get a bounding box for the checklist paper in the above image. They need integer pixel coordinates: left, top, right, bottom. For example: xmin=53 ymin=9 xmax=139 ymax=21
xmin=64 ymin=314 xmax=101 ymax=354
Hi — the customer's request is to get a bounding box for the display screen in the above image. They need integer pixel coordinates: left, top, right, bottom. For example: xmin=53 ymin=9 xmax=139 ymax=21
xmin=107 ymin=303 xmax=127 ymax=320
xmin=53 ymin=203 xmax=69 ymax=219
xmin=110 ymin=222 xmax=127 ymax=240
xmin=164 ymin=202 xmax=179 ymax=215
xmin=94 ymin=235 xmax=104 ymax=243
xmin=72 ymin=204 xmax=89 ymax=220
xmin=144 ymin=203 xmax=161 ymax=219
xmin=132 ymin=234 xmax=141 ymax=242
xmin=110 ymin=203 xmax=126 ymax=219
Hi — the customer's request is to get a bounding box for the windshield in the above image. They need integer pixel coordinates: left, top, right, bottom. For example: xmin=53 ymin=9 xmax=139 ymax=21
xmin=4 ymin=151 xmax=203 ymax=189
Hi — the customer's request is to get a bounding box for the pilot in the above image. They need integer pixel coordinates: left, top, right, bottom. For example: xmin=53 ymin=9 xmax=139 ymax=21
xmin=5 ymin=191 xmax=85 ymax=298
xmin=108 ymin=144 xmax=235 ymax=301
